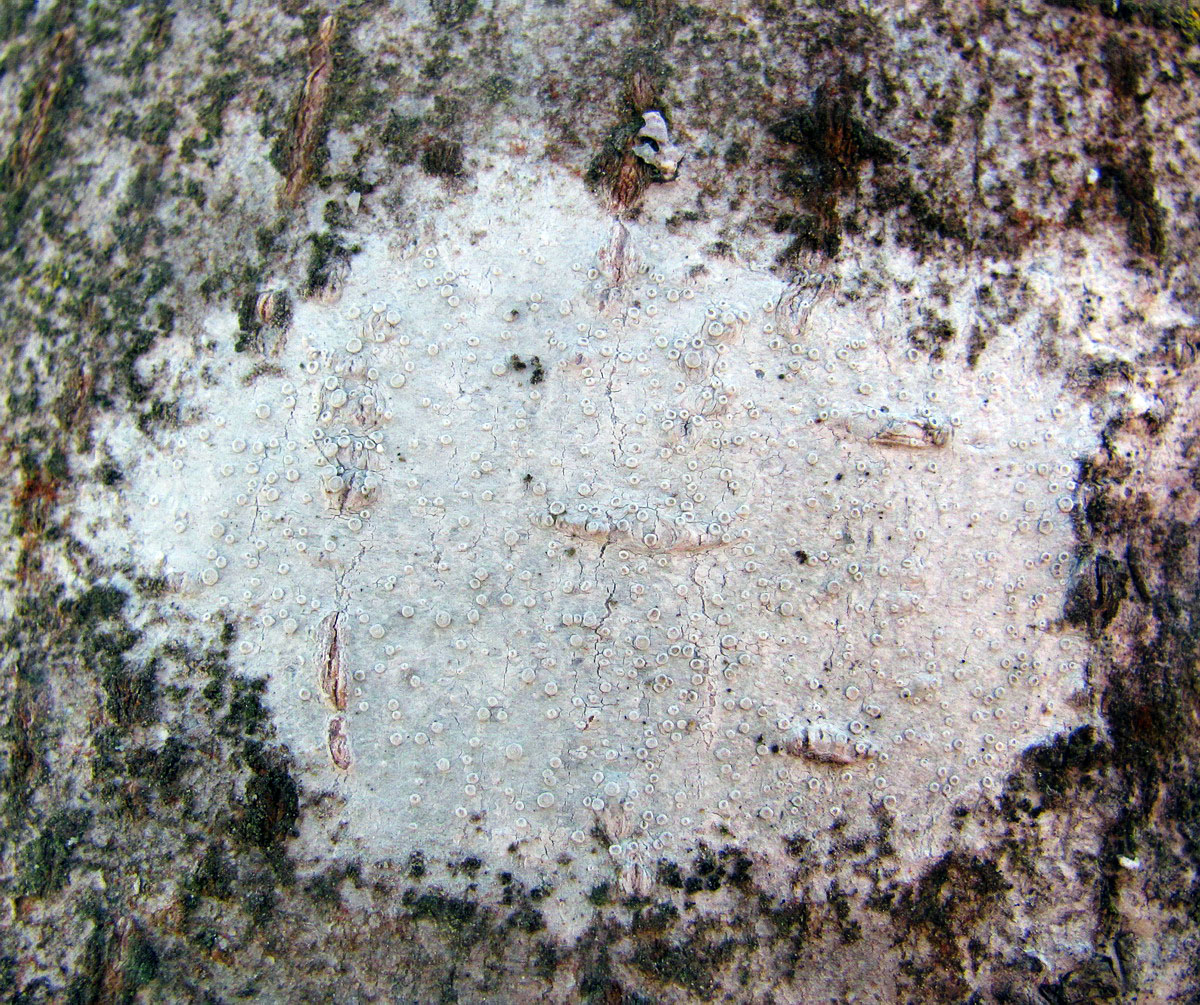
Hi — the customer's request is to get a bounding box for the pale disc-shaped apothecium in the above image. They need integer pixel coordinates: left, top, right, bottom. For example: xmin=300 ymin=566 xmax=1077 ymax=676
xmin=91 ymin=164 xmax=1096 ymax=907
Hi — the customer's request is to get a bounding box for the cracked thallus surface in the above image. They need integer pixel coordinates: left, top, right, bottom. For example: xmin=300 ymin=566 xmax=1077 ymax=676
xmin=83 ymin=162 xmax=1133 ymax=928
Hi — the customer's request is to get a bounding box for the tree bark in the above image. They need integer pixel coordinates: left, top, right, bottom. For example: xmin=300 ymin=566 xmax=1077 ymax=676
xmin=2 ymin=1 xmax=1199 ymax=1001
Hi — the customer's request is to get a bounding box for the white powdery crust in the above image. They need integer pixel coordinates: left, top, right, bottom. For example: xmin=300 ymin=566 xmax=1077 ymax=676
xmin=90 ymin=164 xmax=1110 ymax=912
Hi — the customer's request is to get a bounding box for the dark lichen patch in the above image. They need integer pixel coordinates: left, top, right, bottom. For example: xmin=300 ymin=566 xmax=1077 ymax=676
xmin=65 ymin=905 xmax=161 ymax=1005
xmin=1069 ymin=413 xmax=1200 ymax=956
xmin=180 ymin=70 xmax=244 ymax=162
xmin=531 ymin=939 xmax=558 ymax=981
xmin=420 ymin=137 xmax=466 ymax=178
xmin=1047 ymin=0 xmax=1200 ymax=42
xmin=133 ymin=574 xmax=170 ymax=599
xmin=723 ymin=139 xmax=748 ymax=167
xmin=650 ymin=843 xmax=751 ymax=898
xmin=1063 ymin=552 xmax=1128 ymax=636
xmin=871 ymin=174 xmax=969 ymax=252
xmin=1102 ymin=35 xmax=1149 ymax=104
xmin=98 ymin=644 xmax=159 ymax=730
xmin=118 ymin=922 xmax=161 ymax=999
xmin=112 ymin=161 xmax=168 ymax=255
xmin=1006 ymin=726 xmax=1109 ymax=817
xmin=1157 ymin=325 xmax=1200 ymax=370
xmin=124 ymin=734 xmax=189 ymax=801
xmin=773 ymin=211 xmax=841 ymax=259
xmin=507 ymin=353 xmax=545 ymax=385
xmin=15 ymin=806 xmax=91 ymax=897
xmin=0 ymin=587 xmax=78 ymax=823
xmin=61 ymin=584 xmax=127 ymax=624
xmin=769 ymin=90 xmax=898 ymax=261
xmin=769 ymin=95 xmax=898 ymax=186
xmin=656 ymin=860 xmax=683 ymax=889
xmin=965 ymin=323 xmax=989 ymax=368
xmin=402 ymin=887 xmax=480 ymax=928
xmin=429 ymin=0 xmax=478 ymax=29
xmin=481 ymin=73 xmax=513 ymax=103
xmin=448 ymin=855 xmax=483 ymax=877
xmin=629 ymin=900 xmax=678 ymax=934
xmin=380 ymin=111 xmax=423 ymax=165
xmin=0 ymin=24 xmax=81 ymax=246
xmin=302 ymin=228 xmax=358 ymax=297
xmin=896 ymin=852 xmax=1009 ymax=939
xmin=0 ymin=0 xmax=36 ymax=44
xmin=303 ymin=860 xmax=362 ymax=907
xmin=825 ymin=881 xmax=863 ymax=944
xmin=761 ymin=895 xmax=810 ymax=941
xmin=907 ymin=311 xmax=956 ymax=360
xmin=505 ymin=903 xmax=546 ymax=933
xmin=721 ymin=848 xmax=753 ymax=888
xmin=627 ymin=931 xmax=734 ymax=998
xmin=119 ymin=3 xmax=174 ymax=82
xmin=496 ymin=871 xmax=554 ymax=935
xmin=185 ymin=842 xmax=237 ymax=903
xmin=1 ymin=209 xmax=186 ymax=436
xmin=1 ymin=667 xmax=46 ymax=821
xmin=221 ymin=675 xmax=271 ymax=739
xmin=10 ymin=458 xmax=64 ymax=552
xmin=232 ymin=744 xmax=300 ymax=865
xmin=885 ymin=852 xmax=1013 ymax=1000
xmin=1105 ymin=149 xmax=1166 ymax=259
xmin=1040 ymin=953 xmax=1122 ymax=1004
xmin=111 ymin=100 xmax=178 ymax=148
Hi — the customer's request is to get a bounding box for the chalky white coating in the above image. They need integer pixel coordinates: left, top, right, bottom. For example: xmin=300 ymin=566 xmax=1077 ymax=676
xmin=88 ymin=164 xmax=1107 ymax=911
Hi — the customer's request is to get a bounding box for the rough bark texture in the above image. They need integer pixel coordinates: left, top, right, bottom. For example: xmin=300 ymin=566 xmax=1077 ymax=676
xmin=2 ymin=0 xmax=1200 ymax=1002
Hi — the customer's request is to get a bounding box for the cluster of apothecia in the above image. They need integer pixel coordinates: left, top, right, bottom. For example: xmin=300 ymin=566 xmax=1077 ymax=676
xmin=120 ymin=209 xmax=1092 ymax=878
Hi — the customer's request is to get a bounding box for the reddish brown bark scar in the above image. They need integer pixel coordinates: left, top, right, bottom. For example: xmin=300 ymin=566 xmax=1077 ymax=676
xmin=283 ymin=13 xmax=336 ymax=206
